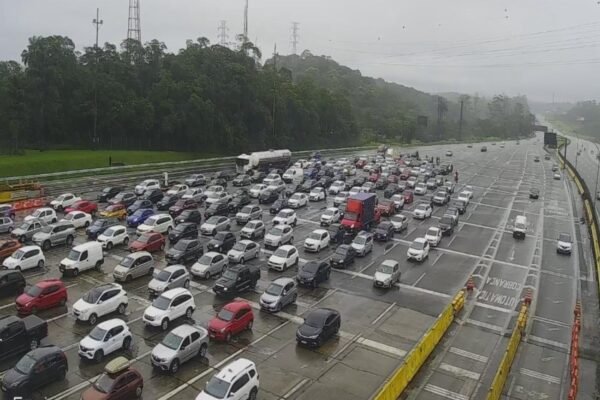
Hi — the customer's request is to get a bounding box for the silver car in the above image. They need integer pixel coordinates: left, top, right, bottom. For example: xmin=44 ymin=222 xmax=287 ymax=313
xmin=227 ymin=240 xmax=260 ymax=264
xmin=351 ymin=231 xmax=374 ymax=256
xmin=240 ymin=220 xmax=265 ymax=240
xmin=32 ymin=221 xmax=76 ymax=250
xmin=113 ymin=251 xmax=155 ymax=282
xmin=390 ymin=214 xmax=408 ymax=232
xmin=200 ymin=216 xmax=230 ymax=236
xmin=191 ymin=252 xmax=228 ymax=279
xmin=373 ymin=260 xmax=401 ymax=288
xmin=264 ymin=225 xmax=294 ymax=249
xmin=148 ymin=265 xmax=191 ymax=296
xmin=11 ymin=219 xmax=47 ymax=243
xmin=0 ymin=217 xmax=14 ymax=234
xmin=151 ymin=324 xmax=209 ymax=374
xmin=236 ymin=205 xmax=262 ymax=225
xmin=259 ymin=277 xmax=298 ymax=312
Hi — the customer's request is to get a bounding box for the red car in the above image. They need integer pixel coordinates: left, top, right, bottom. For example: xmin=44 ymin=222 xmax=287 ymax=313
xmin=168 ymin=199 xmax=197 ymax=218
xmin=81 ymin=356 xmax=144 ymax=400
xmin=65 ymin=200 xmax=98 ymax=215
xmin=128 ymin=232 xmax=165 ymax=253
xmin=355 ymin=159 xmax=367 ymax=169
xmin=403 ymin=190 xmax=414 ymax=204
xmin=399 ymin=171 xmax=410 ymax=180
xmin=208 ymin=301 xmax=254 ymax=342
xmin=387 ymin=175 xmax=399 ymax=184
xmin=368 ymin=173 xmax=380 ymax=182
xmin=15 ymin=278 xmax=68 ymax=315
xmin=376 ymin=199 xmax=396 ymax=217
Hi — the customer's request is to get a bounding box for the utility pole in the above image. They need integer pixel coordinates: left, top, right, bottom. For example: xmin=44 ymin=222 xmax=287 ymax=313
xmin=243 ymin=0 xmax=249 ymax=42
xmin=127 ymin=0 xmax=142 ymax=51
xmin=218 ymin=20 xmax=229 ymax=46
xmin=290 ymin=22 xmax=299 ymax=55
xmin=92 ymin=8 xmax=103 ymax=148
xmin=272 ymin=43 xmax=277 ymax=140
xmin=458 ymin=98 xmax=464 ymax=140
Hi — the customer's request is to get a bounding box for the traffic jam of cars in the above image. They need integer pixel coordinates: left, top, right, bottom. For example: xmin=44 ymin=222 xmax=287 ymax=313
xmin=0 ymin=142 xmax=569 ymax=399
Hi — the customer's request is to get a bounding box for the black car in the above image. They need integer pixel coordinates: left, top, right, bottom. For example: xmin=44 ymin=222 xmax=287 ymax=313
xmin=250 ymin=171 xmax=267 ymax=183
xmin=297 ymin=261 xmax=331 ymax=288
xmin=481 ymin=146 xmax=487 ymax=152
xmin=373 ymin=221 xmax=395 ymax=242
xmin=444 ymin=207 xmax=460 ymax=222
xmin=205 ymin=201 xmax=230 ymax=219
xmin=97 ymin=187 xmax=122 ymax=203
xmin=352 ymin=176 xmax=366 ymax=186
xmin=296 ymin=308 xmax=341 ymax=347
xmin=299 ymin=179 xmax=319 ymax=193
xmin=207 ymin=231 xmax=236 ymax=253
xmin=127 ymin=199 xmax=153 ymax=215
xmin=384 ymin=183 xmax=399 ymax=198
xmin=214 ymin=170 xmax=235 ymax=181
xmin=529 ymin=188 xmax=540 ymax=199
xmin=166 ymin=239 xmax=203 ymax=264
xmin=0 ymin=270 xmax=26 ymax=296
xmin=143 ymin=188 xmax=164 ymax=203
xmin=211 ymin=177 xmax=228 ymax=188
xmin=270 ymin=198 xmax=289 ymax=214
xmin=330 ymin=245 xmax=356 ymax=269
xmin=439 ymin=215 xmax=457 ymax=236
xmin=175 ymin=209 xmax=202 ymax=225
xmin=228 ymin=194 xmax=251 ymax=213
xmin=375 ymin=177 xmax=388 ymax=190
xmin=157 ymin=194 xmax=181 ymax=211
xmin=2 ymin=345 xmax=68 ymax=396
xmin=86 ymin=218 xmax=119 ymax=239
xmin=318 ymin=176 xmax=333 ymax=188
xmin=168 ymin=222 xmax=198 ymax=244
xmin=232 ymin=174 xmax=251 ymax=187
xmin=259 ymin=190 xmax=279 ymax=204
xmin=450 ymin=199 xmax=467 ymax=214
xmin=109 ymin=192 xmax=137 ymax=207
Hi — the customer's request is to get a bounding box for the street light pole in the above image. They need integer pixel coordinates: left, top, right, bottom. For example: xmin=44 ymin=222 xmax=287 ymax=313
xmin=593 ymin=142 xmax=600 ymax=208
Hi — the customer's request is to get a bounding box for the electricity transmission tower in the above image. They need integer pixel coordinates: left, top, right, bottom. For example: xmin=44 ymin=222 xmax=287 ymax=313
xmin=127 ymin=0 xmax=142 ymax=45
xmin=290 ymin=22 xmax=299 ymax=54
xmin=243 ymin=0 xmax=249 ymax=41
xmin=218 ymin=20 xmax=229 ymax=46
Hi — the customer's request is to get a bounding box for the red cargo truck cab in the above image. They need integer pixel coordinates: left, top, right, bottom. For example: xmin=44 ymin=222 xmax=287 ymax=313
xmin=341 ymin=193 xmax=377 ymax=231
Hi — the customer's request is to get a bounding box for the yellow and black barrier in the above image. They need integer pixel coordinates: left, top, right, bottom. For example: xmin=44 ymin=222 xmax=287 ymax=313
xmin=372 ymin=290 xmax=465 ymax=400
xmin=486 ymin=304 xmax=529 ymax=400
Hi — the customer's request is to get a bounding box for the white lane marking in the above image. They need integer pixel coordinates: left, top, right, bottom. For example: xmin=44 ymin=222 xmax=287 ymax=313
xmin=431 ymin=253 xmax=443 ymax=266
xmin=519 ymin=368 xmax=561 ymax=384
xmin=532 ymin=316 xmax=571 ymax=328
xmin=371 ymin=302 xmax=396 ymax=325
xmin=327 ymin=333 xmax=361 ymax=363
xmin=439 ymin=363 xmax=481 ymax=380
xmin=356 ymin=338 xmax=407 ymax=357
xmin=464 ymin=319 xmax=504 ymax=332
xmin=46 ymin=312 xmax=70 ymax=323
xmin=449 ymin=347 xmax=488 ymax=363
xmin=413 ymin=272 xmax=426 ymax=287
xmin=473 ymin=301 xmax=515 ymax=314
xmin=281 ymin=378 xmax=311 ymax=399
xmin=527 ymin=335 xmax=570 ymax=350
xmin=424 ymin=384 xmax=469 ymax=400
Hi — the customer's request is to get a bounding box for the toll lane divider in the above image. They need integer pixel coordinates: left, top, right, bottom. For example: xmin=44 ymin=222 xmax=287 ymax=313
xmin=371 ymin=290 xmax=465 ymax=400
xmin=486 ymin=304 xmax=529 ymax=400
xmin=568 ymin=302 xmax=582 ymax=400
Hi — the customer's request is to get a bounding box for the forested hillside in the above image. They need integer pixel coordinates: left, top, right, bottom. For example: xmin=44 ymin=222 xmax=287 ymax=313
xmin=549 ymin=101 xmax=600 ymax=140
xmin=0 ymin=36 xmax=534 ymax=155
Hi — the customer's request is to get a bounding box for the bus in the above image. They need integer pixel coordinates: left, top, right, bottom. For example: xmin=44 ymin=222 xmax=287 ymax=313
xmin=235 ymin=149 xmax=292 ymax=174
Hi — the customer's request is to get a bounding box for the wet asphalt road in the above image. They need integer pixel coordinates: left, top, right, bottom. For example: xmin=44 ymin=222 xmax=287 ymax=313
xmin=0 ymin=134 xmax=582 ymax=400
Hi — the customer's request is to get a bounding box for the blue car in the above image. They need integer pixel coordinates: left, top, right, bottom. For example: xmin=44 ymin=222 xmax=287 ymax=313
xmin=0 ymin=204 xmax=15 ymax=219
xmin=127 ymin=208 xmax=155 ymax=227
xmin=304 ymin=168 xmax=318 ymax=179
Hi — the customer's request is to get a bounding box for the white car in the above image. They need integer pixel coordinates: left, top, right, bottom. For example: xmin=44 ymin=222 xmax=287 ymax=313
xmin=191 ymin=252 xmax=228 ymax=279
xmin=288 ymin=193 xmax=308 ymax=208
xmin=424 ymin=227 xmax=442 ymax=247
xmin=268 ymin=245 xmax=299 ymax=271
xmin=97 ymin=225 xmax=129 ymax=250
xmin=304 ymin=229 xmax=330 ymax=252
xmin=263 ymin=173 xmax=282 ymax=185
xmin=2 ymin=245 xmax=45 ymax=271
xmin=227 ymin=240 xmax=260 ymax=264
xmin=201 ymin=216 xmax=231 ymax=235
xmin=249 ymin=184 xmax=268 ymax=198
xmin=61 ymin=211 xmax=93 ymax=229
xmin=391 ymin=194 xmax=405 ymax=210
xmin=334 ymin=191 xmax=349 ymax=206
xmin=205 ymin=191 xmax=232 ymax=206
xmin=557 ymin=232 xmax=572 ymax=255
xmin=320 ymin=207 xmax=342 ymax=226
xmin=197 ymin=358 xmax=259 ymax=400
xmin=182 ymin=188 xmax=204 ymax=203
xmin=390 ymin=214 xmax=408 ymax=232
xmin=50 ymin=193 xmax=81 ymax=211
xmin=553 ymin=172 xmax=561 ymax=180
xmin=143 ymin=288 xmax=196 ymax=331
xmin=240 ymin=220 xmax=266 ymax=240
xmin=204 ymin=185 xmax=225 ymax=198
xmin=309 ymin=187 xmax=326 ymax=201
xmin=406 ymin=176 xmax=417 ymax=188
xmin=266 ymin=180 xmax=285 ymax=193
xmin=414 ymin=183 xmax=427 ymax=195
xmin=373 ymin=260 xmax=401 ymax=288
xmin=137 ymin=214 xmax=174 ymax=235
xmin=407 ymin=237 xmax=430 ymax=262
xmin=24 ymin=207 xmax=57 ymax=224
xmin=264 ymin=225 xmax=294 ymax=249
xmin=78 ymin=318 xmax=132 ymax=362
xmin=273 ymin=209 xmax=297 ymax=226
xmin=167 ymin=184 xmax=189 ymax=196
xmin=457 ymin=190 xmax=472 ymax=204
xmin=328 ymin=181 xmax=346 ymax=195
xmin=344 ymin=166 xmax=357 ymax=176
xmin=72 ymin=283 xmax=129 ymax=325
xmin=349 ymin=186 xmax=361 ymax=196
xmin=413 ymin=203 xmax=432 ymax=219
xmin=135 ymin=179 xmax=160 ymax=196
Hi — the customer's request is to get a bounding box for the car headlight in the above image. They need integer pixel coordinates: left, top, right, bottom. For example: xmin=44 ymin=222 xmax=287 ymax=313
xmin=222 ymin=287 xmax=228 ymax=291
xmin=220 ymin=327 xmax=227 ymax=333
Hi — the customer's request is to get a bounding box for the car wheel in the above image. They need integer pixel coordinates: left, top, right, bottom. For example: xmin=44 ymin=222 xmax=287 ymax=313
xmin=95 ymin=260 xmax=103 ymax=271
xmin=124 ymin=236 xmax=130 ymax=245
xmin=249 ymin=387 xmax=258 ymax=400
xmin=30 ymin=306 xmax=38 ymax=314
xmin=126 ymin=274 xmax=133 ymax=283
xmin=169 ymin=359 xmax=180 ymax=374
xmin=225 ymin=332 xmax=232 ymax=342
xmin=52 ymin=218 xmax=57 ymax=223
xmin=199 ymin=343 xmax=208 ymax=358
xmin=118 ymin=303 xmax=127 ymax=314
xmin=60 ymin=297 xmax=66 ymax=306
xmin=185 ymin=307 xmax=193 ymax=319
xmin=212 ymin=229 xmax=217 ymax=236
xmin=135 ymin=385 xmax=143 ymax=398
xmin=107 ymin=241 xmax=113 ymax=250
xmin=123 ymin=336 xmax=132 ymax=350
xmin=94 ymin=350 xmax=103 ymax=363
xmin=184 ymin=279 xmax=190 ymax=289
xmin=84 ymin=221 xmax=90 ymax=228
xmin=43 ymin=240 xmax=51 ymax=251
xmin=72 ymin=268 xmax=79 ymax=277
xmin=247 ymin=319 xmax=253 ymax=330
xmin=58 ymin=367 xmax=67 ymax=381
xmin=89 ymin=313 xmax=97 ymax=325
xmin=37 ymin=259 xmax=45 ymax=269
xmin=30 ymin=338 xmax=40 ymax=350
xmin=18 ymin=235 xmax=25 ymax=243
xmin=161 ymin=318 xmax=169 ymax=331
xmin=66 ymin=235 xmax=74 ymax=245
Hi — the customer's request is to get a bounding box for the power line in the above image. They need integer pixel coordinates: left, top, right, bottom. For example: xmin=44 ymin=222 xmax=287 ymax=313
xmin=291 ymin=22 xmax=299 ymax=55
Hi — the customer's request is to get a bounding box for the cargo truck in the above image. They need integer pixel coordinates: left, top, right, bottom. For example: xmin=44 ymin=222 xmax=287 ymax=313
xmin=341 ymin=193 xmax=378 ymax=232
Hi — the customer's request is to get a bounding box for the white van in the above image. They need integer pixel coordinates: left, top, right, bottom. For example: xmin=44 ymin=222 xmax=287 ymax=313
xmin=282 ymin=167 xmax=303 ymax=183
xmin=59 ymin=241 xmax=104 ymax=276
xmin=513 ymin=215 xmax=527 ymax=239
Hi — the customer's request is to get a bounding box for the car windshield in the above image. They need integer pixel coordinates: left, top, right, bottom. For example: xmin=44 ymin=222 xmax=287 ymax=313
xmin=174 ymin=241 xmax=189 ymax=250
xmin=82 ymin=288 xmax=102 ymax=303
xmin=269 ymin=226 xmax=285 ymax=236
xmin=301 ymin=262 xmax=319 ymax=273
xmin=18 ymin=222 xmax=30 ymax=230
xmin=427 ymin=228 xmax=438 ymax=236
xmin=133 ymin=209 xmax=146 ymax=217
xmin=152 ymin=295 xmax=171 ymax=310
xmin=378 ymin=222 xmax=392 ymax=230
xmin=91 ymin=220 xmax=104 ymax=228
xmin=205 ymin=376 xmax=230 ymax=399
xmin=353 ymin=236 xmax=367 ymax=245
xmin=89 ymin=326 xmax=107 ymax=341
xmin=222 ymin=269 xmax=238 ymax=280
xmin=67 ymin=249 xmax=81 ymax=261
xmin=241 ymin=206 xmax=253 ymax=214
xmin=440 ymin=217 xmax=453 ymax=225
xmin=391 ymin=215 xmax=405 ymax=223
xmin=25 ymin=285 xmax=42 ymax=297
xmin=324 ymin=209 xmax=336 ymax=216
xmin=198 ymin=254 xmax=214 ymax=265
xmin=102 ymin=188 xmax=112 ymax=194
xmin=266 ymin=283 xmax=284 ymax=296
xmin=14 ymin=353 xmax=36 ymax=375
xmin=40 ymin=225 xmax=53 ymax=233
xmin=155 ymin=271 xmax=171 ymax=282
xmin=161 ymin=332 xmax=184 ymax=350
xmin=559 ymin=233 xmax=571 ymax=242
xmin=206 ymin=216 xmax=220 ymax=224
xmin=12 ymin=249 xmax=25 ymax=259
xmin=335 ymin=246 xmax=349 ymax=255
xmin=305 ymin=312 xmax=326 ymax=328
xmin=344 ymin=212 xmax=358 ymax=221
xmin=416 ymin=205 xmax=427 ymax=211
xmin=104 ymin=227 xmax=117 ymax=236
xmin=278 ymin=211 xmax=292 ymax=218
xmin=410 ymin=240 xmax=425 ymax=250
xmin=137 ymin=234 xmax=152 ymax=243
xmin=217 ymin=308 xmax=235 ymax=322
xmin=93 ymin=373 xmax=115 ymax=394
xmin=309 ymin=232 xmax=322 ymax=240
xmin=120 ymin=257 xmax=135 ymax=268
xmin=378 ymin=264 xmax=395 ymax=274
xmin=146 ymin=217 xmax=159 ymax=226
xmin=291 ymin=194 xmax=302 ymax=200
xmin=274 ymin=248 xmax=289 ymax=257
xmin=232 ymin=243 xmax=246 ymax=252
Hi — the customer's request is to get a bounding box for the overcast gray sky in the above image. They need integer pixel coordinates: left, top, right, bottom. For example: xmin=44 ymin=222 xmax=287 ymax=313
xmin=1 ymin=0 xmax=599 ymax=102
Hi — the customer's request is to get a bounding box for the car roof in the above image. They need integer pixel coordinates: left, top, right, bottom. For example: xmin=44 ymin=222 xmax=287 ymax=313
xmin=213 ymin=358 xmax=256 ymax=383
xmin=164 ymin=264 xmax=187 ymax=273
xmin=414 ymin=237 xmax=427 ymax=243
xmin=272 ymin=277 xmax=295 ymax=286
xmin=160 ymin=287 xmax=191 ymax=299
xmin=170 ymin=323 xmax=205 ymax=337
xmin=223 ymin=300 xmax=251 ymax=312
xmin=278 ymin=244 xmax=296 ymax=251
xmin=88 ymin=283 xmax=122 ymax=296
xmin=96 ymin=318 xmax=127 ymax=330
xmin=35 ymin=279 xmax=64 ymax=288
xmin=28 ymin=345 xmax=63 ymax=359
xmin=306 ymin=307 xmax=338 ymax=320
xmin=312 ymin=229 xmax=327 ymax=234
xmin=127 ymin=251 xmax=152 ymax=259
xmin=381 ymin=259 xmax=398 ymax=267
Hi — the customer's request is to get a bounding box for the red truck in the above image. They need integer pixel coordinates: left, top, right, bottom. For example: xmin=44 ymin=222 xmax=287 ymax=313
xmin=341 ymin=193 xmax=378 ymax=232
